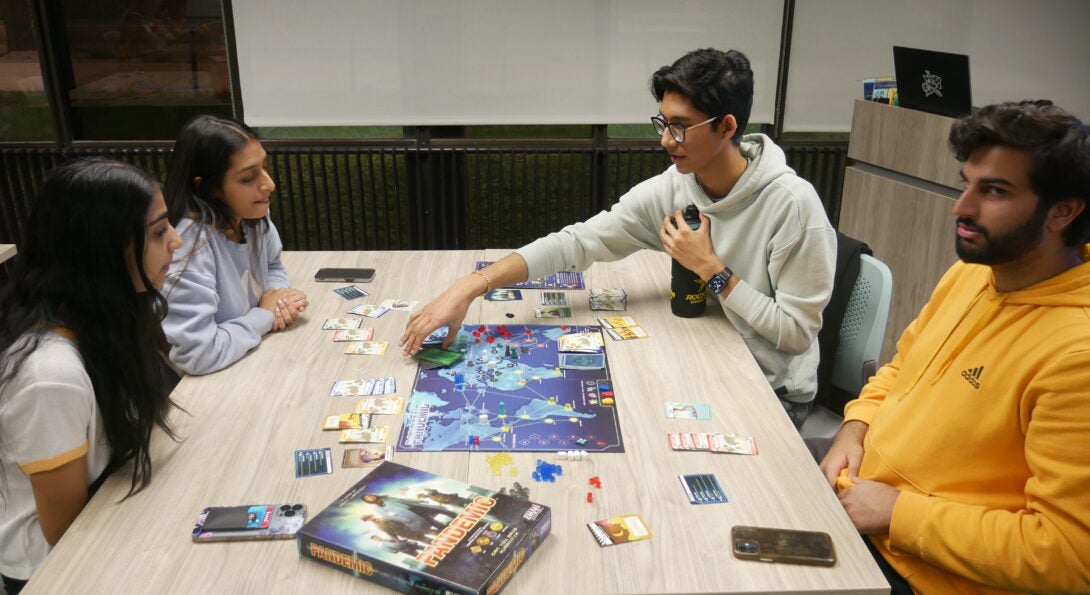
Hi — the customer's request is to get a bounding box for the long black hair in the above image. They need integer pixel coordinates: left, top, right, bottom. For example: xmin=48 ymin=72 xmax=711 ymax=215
xmin=163 ymin=113 xmax=268 ymax=236
xmin=0 ymin=158 xmax=180 ymax=497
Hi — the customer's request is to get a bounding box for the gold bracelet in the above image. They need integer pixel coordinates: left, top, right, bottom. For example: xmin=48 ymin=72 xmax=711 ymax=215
xmin=470 ymin=271 xmax=492 ymax=294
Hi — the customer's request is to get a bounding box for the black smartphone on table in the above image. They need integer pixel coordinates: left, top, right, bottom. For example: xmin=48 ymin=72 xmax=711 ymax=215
xmin=314 ymin=267 xmax=375 ymax=282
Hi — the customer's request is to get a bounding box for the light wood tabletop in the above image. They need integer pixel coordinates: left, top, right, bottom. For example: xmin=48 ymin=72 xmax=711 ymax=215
xmin=25 ymin=250 xmax=888 ymax=594
xmin=0 ymin=244 xmax=15 ymax=265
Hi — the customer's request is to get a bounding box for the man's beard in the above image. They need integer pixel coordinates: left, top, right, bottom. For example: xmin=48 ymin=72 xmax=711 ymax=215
xmin=955 ymin=207 xmax=1048 ymax=265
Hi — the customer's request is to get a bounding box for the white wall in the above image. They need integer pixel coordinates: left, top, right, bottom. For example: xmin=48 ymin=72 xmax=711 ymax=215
xmin=234 ymin=0 xmax=783 ymax=127
xmin=234 ymin=0 xmax=1090 ymax=130
xmin=786 ymin=0 xmax=1090 ymax=131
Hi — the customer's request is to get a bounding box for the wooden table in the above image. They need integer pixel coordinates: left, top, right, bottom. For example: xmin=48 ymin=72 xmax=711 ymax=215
xmin=26 ymin=250 xmax=888 ymax=594
xmin=0 ymin=244 xmax=15 ymax=264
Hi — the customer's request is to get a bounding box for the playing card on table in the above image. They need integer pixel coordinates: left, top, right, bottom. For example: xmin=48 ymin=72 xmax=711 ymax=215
xmin=355 ymin=396 xmax=405 ymax=415
xmin=708 ymin=433 xmax=759 ymax=455
xmin=322 ymin=412 xmax=371 ymax=430
xmin=379 ymin=299 xmax=417 ymax=312
xmin=339 ymin=426 xmax=389 ymax=443
xmin=344 ymin=341 xmax=389 ymax=355
xmin=322 ymin=317 xmax=362 ymax=330
xmin=331 ymin=328 xmax=375 ymax=341
xmin=558 ymin=331 xmax=604 ymax=353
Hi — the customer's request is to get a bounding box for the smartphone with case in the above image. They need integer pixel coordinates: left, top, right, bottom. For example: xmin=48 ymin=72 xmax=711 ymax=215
xmin=192 ymin=504 xmax=307 ymax=542
xmin=314 ymin=267 xmax=375 ymax=282
xmin=731 ymin=525 xmax=836 ymax=567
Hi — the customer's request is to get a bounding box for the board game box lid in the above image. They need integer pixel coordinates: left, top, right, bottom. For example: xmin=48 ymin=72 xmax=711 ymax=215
xmin=297 ymin=461 xmax=551 ymax=594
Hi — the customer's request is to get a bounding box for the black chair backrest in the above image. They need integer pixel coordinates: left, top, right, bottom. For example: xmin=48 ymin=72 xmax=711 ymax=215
xmin=815 ymin=232 xmax=872 ymax=413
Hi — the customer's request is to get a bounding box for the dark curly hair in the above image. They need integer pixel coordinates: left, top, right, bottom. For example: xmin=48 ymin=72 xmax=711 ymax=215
xmin=949 ymin=100 xmax=1090 ymax=246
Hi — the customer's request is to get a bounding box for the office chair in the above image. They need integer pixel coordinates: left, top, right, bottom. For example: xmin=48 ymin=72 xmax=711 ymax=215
xmin=801 ymin=253 xmax=893 ymax=441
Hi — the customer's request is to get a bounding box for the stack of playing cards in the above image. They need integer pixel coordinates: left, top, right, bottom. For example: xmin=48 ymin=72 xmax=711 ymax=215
xmin=347 ymin=303 xmax=389 ymax=318
xmin=597 ymin=316 xmax=649 ymax=340
xmin=589 ymin=288 xmax=628 ymax=311
xmin=558 ymin=331 xmax=604 ymax=353
xmin=678 ymin=473 xmax=728 ymax=504
xmin=332 ymin=285 xmax=369 ymax=300
xmin=668 ymin=432 xmax=758 ymax=454
xmin=413 ymin=347 xmax=464 ymax=369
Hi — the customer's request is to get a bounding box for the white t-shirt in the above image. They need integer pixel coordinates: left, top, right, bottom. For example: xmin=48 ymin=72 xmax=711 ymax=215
xmin=0 ymin=332 xmax=111 ymax=580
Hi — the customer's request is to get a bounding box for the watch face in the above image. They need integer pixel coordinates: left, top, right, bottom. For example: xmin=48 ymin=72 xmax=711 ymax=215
xmin=708 ymin=274 xmax=727 ymax=294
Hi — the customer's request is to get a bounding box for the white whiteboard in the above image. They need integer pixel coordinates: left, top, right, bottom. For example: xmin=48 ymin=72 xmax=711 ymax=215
xmin=233 ymin=0 xmax=783 ymax=127
xmin=785 ymin=0 xmax=1090 ymax=132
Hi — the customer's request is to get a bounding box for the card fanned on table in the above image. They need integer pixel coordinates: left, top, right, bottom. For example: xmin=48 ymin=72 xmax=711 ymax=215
xmin=297 ymin=461 xmax=551 ymax=595
xmin=586 ymin=514 xmax=652 ymax=547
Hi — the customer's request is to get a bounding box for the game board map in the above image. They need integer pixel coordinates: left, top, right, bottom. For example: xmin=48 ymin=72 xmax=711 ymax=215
xmin=398 ymin=324 xmax=624 ymax=453
xmin=475 ymin=261 xmax=585 ymax=290
xmin=297 ymin=461 xmax=551 ymax=595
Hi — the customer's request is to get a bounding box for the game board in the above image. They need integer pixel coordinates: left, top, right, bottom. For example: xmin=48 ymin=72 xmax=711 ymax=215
xmin=474 ymin=261 xmax=585 ymax=290
xmin=398 ymin=324 xmax=624 ymax=453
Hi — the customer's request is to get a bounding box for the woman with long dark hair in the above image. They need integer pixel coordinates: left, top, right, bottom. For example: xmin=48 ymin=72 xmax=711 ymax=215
xmin=0 ymin=159 xmax=182 ymax=592
xmin=161 ymin=114 xmax=307 ymax=375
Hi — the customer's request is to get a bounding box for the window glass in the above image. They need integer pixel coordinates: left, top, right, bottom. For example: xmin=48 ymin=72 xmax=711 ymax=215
xmin=0 ymin=2 xmax=54 ymax=141
xmin=59 ymin=0 xmax=232 ymax=140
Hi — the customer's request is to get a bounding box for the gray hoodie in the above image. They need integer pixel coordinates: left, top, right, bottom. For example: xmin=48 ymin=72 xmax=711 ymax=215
xmin=516 ymin=133 xmax=836 ymax=403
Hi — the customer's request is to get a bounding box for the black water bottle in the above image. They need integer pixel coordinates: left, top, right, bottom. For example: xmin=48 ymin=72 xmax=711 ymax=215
xmin=670 ymin=205 xmax=706 ymax=318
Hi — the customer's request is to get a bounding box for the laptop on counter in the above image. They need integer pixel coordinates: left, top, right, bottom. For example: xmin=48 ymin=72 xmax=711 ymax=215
xmin=893 ymin=46 xmax=972 ymax=117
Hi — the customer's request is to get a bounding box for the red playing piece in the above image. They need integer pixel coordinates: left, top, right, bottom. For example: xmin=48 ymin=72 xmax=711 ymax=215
xmin=478 ymin=325 xmax=487 ymax=332
xmin=486 ymin=336 xmax=495 ymax=344
xmin=561 ymin=325 xmax=568 ymax=331
xmin=475 ymin=338 xmax=481 ymax=343
xmin=525 ymin=329 xmax=533 ymax=335
xmin=586 ymin=492 xmax=593 ymax=503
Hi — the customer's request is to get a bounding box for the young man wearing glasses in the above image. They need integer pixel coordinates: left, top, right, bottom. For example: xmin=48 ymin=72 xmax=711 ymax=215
xmin=401 ymin=48 xmax=835 ymax=427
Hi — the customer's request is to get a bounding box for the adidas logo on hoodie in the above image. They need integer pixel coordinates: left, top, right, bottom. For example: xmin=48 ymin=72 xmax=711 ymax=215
xmin=961 ymin=366 xmax=984 ymax=389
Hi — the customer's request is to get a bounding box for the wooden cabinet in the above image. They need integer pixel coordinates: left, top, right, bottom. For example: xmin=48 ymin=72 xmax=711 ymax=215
xmin=839 ymin=100 xmax=962 ymax=363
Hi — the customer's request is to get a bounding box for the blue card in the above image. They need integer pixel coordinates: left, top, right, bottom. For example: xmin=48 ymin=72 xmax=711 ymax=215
xmin=678 ymin=473 xmax=728 ymax=504
xmin=294 ymin=448 xmax=333 ymax=478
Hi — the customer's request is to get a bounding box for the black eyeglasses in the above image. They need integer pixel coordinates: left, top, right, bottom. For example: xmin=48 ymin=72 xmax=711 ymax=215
xmin=651 ymin=114 xmax=717 ymax=143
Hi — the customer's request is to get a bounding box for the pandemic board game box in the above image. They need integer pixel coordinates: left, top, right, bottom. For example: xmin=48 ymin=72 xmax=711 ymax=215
xmin=297 ymin=461 xmax=551 ymax=594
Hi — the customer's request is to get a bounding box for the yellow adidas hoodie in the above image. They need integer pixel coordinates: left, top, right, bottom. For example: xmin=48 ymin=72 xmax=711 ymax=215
xmin=839 ymin=248 xmax=1090 ymax=594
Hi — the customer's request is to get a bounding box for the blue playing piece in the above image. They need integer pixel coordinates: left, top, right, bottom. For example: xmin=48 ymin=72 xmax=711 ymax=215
xmin=533 ymin=459 xmax=563 ymax=482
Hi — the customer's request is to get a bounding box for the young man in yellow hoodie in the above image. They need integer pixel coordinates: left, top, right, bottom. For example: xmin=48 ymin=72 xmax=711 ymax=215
xmin=820 ymin=100 xmax=1090 ymax=595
